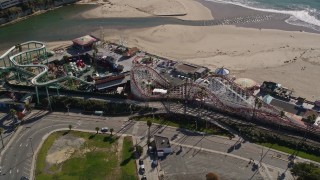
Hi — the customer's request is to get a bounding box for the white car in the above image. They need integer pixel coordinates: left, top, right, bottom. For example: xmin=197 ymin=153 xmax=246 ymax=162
xmin=101 ymin=127 xmax=109 ymax=133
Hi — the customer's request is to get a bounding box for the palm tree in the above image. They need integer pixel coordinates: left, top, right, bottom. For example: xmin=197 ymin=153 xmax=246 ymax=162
xmin=110 ymin=128 xmax=114 ymax=136
xmin=147 ymin=120 xmax=152 ymax=144
xmin=68 ymin=124 xmax=72 ymax=131
xmin=280 ymin=111 xmax=285 ymax=118
xmin=95 ymin=127 xmax=100 ymax=134
xmin=92 ymin=51 xmax=97 ymax=72
xmin=252 ymin=98 xmax=262 ymax=120
xmin=0 ymin=127 xmax=4 ymax=149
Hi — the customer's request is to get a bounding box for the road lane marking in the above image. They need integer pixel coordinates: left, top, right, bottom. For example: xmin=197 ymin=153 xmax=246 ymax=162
xmin=17 ymin=169 xmax=19 ymax=173
xmin=19 ymin=143 xmax=22 ymax=147
xmin=9 ymin=169 xmax=11 ymax=174
xmin=26 ymin=143 xmax=28 ymax=147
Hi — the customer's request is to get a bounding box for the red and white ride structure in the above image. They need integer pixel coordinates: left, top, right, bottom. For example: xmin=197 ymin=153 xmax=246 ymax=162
xmin=131 ymin=64 xmax=320 ymax=136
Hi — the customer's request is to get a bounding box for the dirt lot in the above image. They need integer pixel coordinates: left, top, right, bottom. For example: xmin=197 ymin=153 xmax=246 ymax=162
xmin=46 ymin=133 xmax=85 ymax=165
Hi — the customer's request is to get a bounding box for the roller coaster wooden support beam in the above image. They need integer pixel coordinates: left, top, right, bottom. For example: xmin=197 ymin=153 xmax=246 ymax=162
xmin=131 ymin=64 xmax=320 ymax=137
xmin=45 ymin=86 xmax=52 ymax=111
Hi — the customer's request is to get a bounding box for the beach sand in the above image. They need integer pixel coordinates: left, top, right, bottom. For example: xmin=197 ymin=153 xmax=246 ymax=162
xmin=54 ymin=0 xmax=320 ymax=101
xmin=101 ymin=25 xmax=320 ymax=101
xmin=81 ymin=0 xmax=213 ymax=20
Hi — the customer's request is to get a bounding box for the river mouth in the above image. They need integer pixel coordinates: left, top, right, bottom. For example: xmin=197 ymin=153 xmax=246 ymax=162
xmin=0 ymin=4 xmax=186 ymax=51
xmin=1 ymin=3 xmax=319 ymax=52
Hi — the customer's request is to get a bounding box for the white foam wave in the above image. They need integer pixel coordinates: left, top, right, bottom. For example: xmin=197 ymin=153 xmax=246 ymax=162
xmin=285 ymin=16 xmax=320 ymax=32
xmin=206 ymin=0 xmax=320 ymax=27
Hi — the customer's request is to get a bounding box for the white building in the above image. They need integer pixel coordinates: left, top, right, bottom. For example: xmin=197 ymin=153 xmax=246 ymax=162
xmin=0 ymin=0 xmax=21 ymax=10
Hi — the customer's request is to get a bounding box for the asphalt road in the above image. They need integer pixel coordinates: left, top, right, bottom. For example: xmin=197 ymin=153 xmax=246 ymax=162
xmin=0 ymin=108 xmax=312 ymax=180
xmin=0 ymin=110 xmax=129 ymax=180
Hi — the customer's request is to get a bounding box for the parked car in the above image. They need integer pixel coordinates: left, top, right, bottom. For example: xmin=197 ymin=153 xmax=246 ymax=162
xmin=139 ymin=166 xmax=145 ymax=175
xmin=141 ymin=175 xmax=147 ymax=180
xmin=139 ymin=159 xmax=144 ymax=165
xmin=101 ymin=127 xmax=109 ymax=133
xmin=151 ymin=160 xmax=158 ymax=167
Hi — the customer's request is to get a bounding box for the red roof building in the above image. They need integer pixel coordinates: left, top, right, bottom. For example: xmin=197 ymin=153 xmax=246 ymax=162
xmin=72 ymin=35 xmax=97 ymax=50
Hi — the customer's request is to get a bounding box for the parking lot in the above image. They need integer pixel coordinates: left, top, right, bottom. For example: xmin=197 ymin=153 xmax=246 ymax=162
xmin=160 ymin=148 xmax=264 ymax=180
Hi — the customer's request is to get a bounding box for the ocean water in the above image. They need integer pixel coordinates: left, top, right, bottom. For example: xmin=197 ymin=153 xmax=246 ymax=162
xmin=207 ymin=0 xmax=320 ymax=31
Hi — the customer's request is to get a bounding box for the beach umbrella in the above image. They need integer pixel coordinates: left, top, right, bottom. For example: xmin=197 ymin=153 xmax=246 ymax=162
xmin=215 ymin=67 xmax=230 ymax=76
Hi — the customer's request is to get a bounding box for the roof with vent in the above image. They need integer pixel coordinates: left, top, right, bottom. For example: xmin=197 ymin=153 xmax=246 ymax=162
xmin=154 ymin=135 xmax=171 ymax=149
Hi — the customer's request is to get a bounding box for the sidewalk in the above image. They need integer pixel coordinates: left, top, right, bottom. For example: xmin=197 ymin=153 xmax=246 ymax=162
xmin=133 ymin=133 xmax=160 ymax=180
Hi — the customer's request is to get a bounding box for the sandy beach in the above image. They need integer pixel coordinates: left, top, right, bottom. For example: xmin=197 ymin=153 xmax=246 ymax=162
xmin=97 ymin=25 xmax=320 ymax=101
xmin=81 ymin=0 xmax=213 ymax=20
xmin=49 ymin=0 xmax=320 ymax=101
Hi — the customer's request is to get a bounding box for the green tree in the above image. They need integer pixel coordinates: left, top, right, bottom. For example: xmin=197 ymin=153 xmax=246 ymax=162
xmin=25 ymin=103 xmax=32 ymax=111
xmin=206 ymin=172 xmax=220 ymax=180
xmin=0 ymin=127 xmax=4 ymax=149
xmin=253 ymin=98 xmax=262 ymax=120
xmin=305 ymin=114 xmax=317 ymax=124
xmin=95 ymin=127 xmax=100 ymax=134
xmin=147 ymin=120 xmax=152 ymax=144
xmin=9 ymin=109 xmax=16 ymax=119
xmin=136 ymin=145 xmax=143 ymax=156
xmin=291 ymin=162 xmax=320 ymax=180
xmin=0 ymin=72 xmax=9 ymax=82
xmin=110 ymin=128 xmax=114 ymax=135
xmin=68 ymin=124 xmax=72 ymax=131
xmin=92 ymin=51 xmax=97 ymax=72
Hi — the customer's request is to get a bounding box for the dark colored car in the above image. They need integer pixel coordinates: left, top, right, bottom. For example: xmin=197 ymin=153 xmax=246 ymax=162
xmin=141 ymin=175 xmax=147 ymax=180
xmin=139 ymin=159 xmax=144 ymax=165
xmin=139 ymin=167 xmax=145 ymax=175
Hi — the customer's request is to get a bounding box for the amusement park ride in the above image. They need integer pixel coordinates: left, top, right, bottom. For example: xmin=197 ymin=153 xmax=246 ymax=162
xmin=130 ymin=64 xmax=320 ymax=136
xmin=1 ymin=41 xmax=319 ymax=137
xmin=0 ymin=41 xmax=94 ymax=107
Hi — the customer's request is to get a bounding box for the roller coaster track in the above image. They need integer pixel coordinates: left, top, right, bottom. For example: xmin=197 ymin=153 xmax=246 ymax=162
xmin=131 ymin=64 xmax=320 ymax=136
xmin=0 ymin=41 xmax=93 ymax=87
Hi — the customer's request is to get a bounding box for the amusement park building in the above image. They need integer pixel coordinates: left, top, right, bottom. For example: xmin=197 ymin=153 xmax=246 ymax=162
xmin=72 ymin=35 xmax=98 ymax=51
xmin=0 ymin=0 xmax=20 ymax=9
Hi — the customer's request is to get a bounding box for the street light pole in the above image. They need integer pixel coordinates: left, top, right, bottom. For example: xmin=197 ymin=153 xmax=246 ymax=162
xmin=29 ymin=138 xmax=34 ymax=155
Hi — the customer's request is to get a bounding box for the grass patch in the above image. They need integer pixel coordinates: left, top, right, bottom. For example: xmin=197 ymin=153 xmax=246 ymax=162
xmin=35 ymin=131 xmax=128 ymax=180
xmin=133 ymin=114 xmax=231 ymax=136
xmin=259 ymin=143 xmax=320 ymax=163
xmin=120 ymin=136 xmax=138 ymax=180
xmin=35 ymin=132 xmax=61 ymax=176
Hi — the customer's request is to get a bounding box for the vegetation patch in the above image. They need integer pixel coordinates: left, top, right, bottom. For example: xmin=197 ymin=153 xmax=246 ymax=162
xmin=120 ymin=136 xmax=138 ymax=180
xmin=37 ymin=96 xmax=153 ymax=115
xmin=131 ymin=113 xmax=232 ymax=136
xmin=291 ymin=162 xmax=320 ymax=180
xmin=35 ymin=131 xmax=137 ymax=180
xmin=259 ymin=143 xmax=320 ymax=163
xmin=226 ymin=122 xmax=320 ymax=163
